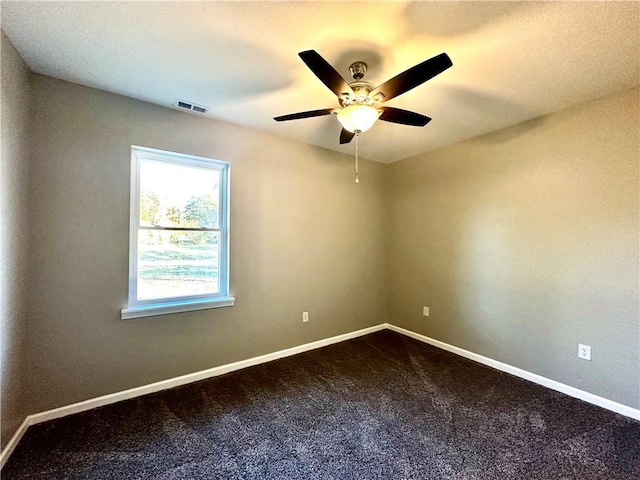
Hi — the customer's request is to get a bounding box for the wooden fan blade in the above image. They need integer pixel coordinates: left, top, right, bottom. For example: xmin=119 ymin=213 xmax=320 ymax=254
xmin=371 ymin=53 xmax=452 ymax=103
xmin=274 ymin=108 xmax=335 ymax=122
xmin=340 ymin=128 xmax=355 ymax=144
xmin=299 ymin=50 xmax=354 ymax=98
xmin=379 ymin=107 xmax=432 ymax=127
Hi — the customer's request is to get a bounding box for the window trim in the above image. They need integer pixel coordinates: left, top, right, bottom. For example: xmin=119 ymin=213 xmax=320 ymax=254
xmin=122 ymin=146 xmax=234 ymax=320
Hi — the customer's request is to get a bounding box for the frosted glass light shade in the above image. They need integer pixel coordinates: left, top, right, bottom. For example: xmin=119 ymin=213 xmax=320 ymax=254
xmin=337 ymin=105 xmax=380 ymax=133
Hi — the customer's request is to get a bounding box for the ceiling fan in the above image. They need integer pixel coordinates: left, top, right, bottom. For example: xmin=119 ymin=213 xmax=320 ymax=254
xmin=274 ymin=50 xmax=453 ymax=144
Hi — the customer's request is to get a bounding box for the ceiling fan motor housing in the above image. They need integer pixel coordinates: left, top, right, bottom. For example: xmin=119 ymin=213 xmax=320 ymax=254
xmin=343 ymin=61 xmax=385 ymax=107
xmin=340 ymin=81 xmax=379 ymax=107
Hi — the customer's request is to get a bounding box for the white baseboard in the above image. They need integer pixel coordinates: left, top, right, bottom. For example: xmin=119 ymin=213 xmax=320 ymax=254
xmin=386 ymin=323 xmax=640 ymax=421
xmin=28 ymin=324 xmax=387 ymax=426
xmin=0 ymin=417 xmax=29 ymax=469
xmin=2 ymin=322 xmax=638 ymax=469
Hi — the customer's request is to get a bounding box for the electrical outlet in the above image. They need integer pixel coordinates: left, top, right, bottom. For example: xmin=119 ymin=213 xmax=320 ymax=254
xmin=578 ymin=344 xmax=591 ymax=361
xmin=423 ymin=306 xmax=429 ymax=317
xmin=302 ymin=311 xmax=309 ymax=323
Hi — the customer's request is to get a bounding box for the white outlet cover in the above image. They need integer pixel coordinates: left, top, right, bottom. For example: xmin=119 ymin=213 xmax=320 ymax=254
xmin=302 ymin=311 xmax=309 ymax=323
xmin=423 ymin=306 xmax=429 ymax=316
xmin=578 ymin=344 xmax=591 ymax=360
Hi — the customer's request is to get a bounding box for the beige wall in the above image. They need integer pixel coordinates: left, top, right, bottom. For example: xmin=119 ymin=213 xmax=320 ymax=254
xmin=388 ymin=87 xmax=640 ymax=408
xmin=0 ymin=32 xmax=32 ymax=447
xmin=24 ymin=74 xmax=388 ymax=415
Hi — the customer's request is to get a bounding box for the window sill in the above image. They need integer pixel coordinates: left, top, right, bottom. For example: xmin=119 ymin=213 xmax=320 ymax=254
xmin=121 ymin=297 xmax=235 ymax=320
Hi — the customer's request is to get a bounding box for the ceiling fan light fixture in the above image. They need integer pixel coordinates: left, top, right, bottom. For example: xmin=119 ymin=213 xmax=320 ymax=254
xmin=337 ymin=104 xmax=380 ymax=133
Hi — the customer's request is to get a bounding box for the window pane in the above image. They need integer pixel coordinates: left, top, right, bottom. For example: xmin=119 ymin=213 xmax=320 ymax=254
xmin=137 ymin=230 xmax=220 ymax=301
xmin=139 ymin=159 xmax=220 ymax=228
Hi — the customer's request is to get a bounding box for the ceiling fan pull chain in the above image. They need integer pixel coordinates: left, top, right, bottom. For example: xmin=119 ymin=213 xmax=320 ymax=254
xmin=354 ymin=130 xmax=360 ymax=183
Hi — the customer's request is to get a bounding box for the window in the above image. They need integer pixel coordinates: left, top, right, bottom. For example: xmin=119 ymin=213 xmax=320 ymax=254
xmin=122 ymin=146 xmax=233 ymax=319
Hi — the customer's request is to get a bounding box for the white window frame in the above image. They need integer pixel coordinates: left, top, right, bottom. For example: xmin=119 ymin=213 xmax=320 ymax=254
xmin=121 ymin=146 xmax=234 ymax=320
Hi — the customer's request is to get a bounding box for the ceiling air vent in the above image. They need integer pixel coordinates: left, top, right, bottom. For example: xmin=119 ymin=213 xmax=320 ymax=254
xmin=174 ymin=100 xmax=208 ymax=115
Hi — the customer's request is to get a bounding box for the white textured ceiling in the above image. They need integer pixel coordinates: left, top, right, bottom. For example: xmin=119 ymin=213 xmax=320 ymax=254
xmin=2 ymin=1 xmax=638 ymax=163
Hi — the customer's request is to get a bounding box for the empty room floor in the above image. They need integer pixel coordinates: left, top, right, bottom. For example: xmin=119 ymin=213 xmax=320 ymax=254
xmin=4 ymin=330 xmax=639 ymax=479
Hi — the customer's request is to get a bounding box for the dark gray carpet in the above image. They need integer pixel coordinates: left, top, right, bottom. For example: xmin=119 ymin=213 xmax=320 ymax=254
xmin=3 ymin=330 xmax=639 ymax=479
